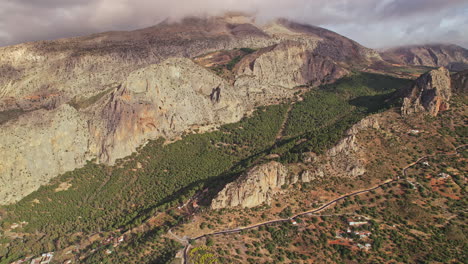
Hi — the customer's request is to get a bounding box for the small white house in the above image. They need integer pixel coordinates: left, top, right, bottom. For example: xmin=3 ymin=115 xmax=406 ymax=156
xmin=349 ymin=221 xmax=368 ymax=226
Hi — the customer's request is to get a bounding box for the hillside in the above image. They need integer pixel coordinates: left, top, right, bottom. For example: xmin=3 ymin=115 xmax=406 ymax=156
xmin=0 ymin=14 xmax=467 ymax=264
xmin=0 ymin=71 xmax=407 ymax=263
xmin=1 ymin=67 xmax=466 ymax=263
xmin=381 ymin=44 xmax=468 ymax=71
xmin=0 ymin=15 xmax=380 ymax=205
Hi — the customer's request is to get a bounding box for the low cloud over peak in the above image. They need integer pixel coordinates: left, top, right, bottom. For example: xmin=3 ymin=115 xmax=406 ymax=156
xmin=0 ymin=0 xmax=467 ymax=49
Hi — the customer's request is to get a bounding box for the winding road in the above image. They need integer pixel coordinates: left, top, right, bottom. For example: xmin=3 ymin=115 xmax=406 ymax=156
xmin=401 ymin=144 xmax=467 ymax=177
xmin=180 ymin=144 xmax=467 ymax=264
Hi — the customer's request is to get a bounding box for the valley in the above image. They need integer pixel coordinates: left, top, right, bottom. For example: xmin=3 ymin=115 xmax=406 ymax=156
xmin=0 ymin=14 xmax=466 ymax=264
xmin=0 ymin=72 xmax=410 ymax=262
xmin=1 ymin=66 xmax=466 ymax=263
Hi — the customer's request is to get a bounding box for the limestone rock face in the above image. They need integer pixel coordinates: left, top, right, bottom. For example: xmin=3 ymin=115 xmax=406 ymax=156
xmin=0 ymin=15 xmax=380 ymax=204
xmin=401 ymin=67 xmax=452 ymax=116
xmin=235 ymin=42 xmax=349 ymax=91
xmin=0 ymin=58 xmax=247 ymax=204
xmin=95 ymin=58 xmax=245 ymax=163
xmin=211 ymin=162 xmax=290 ymax=209
xmin=211 ymin=116 xmax=381 ymax=210
xmin=0 ymin=104 xmax=92 ymax=204
xmin=302 ymin=116 xmax=380 ymax=181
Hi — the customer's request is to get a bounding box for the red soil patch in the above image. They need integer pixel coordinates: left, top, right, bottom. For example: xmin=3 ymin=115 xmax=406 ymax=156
xmin=430 ymin=178 xmax=460 ymax=200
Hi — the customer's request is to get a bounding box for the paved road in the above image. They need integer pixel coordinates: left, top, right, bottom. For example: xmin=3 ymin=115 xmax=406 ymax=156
xmin=168 ymin=228 xmax=189 ymax=244
xmin=180 ymin=144 xmax=467 ymax=264
xmin=188 ymin=179 xmax=395 ymax=242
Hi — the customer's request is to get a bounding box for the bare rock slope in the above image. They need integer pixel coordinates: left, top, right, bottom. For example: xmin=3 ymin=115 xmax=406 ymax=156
xmin=381 ymin=44 xmax=468 ymax=71
xmin=0 ymin=15 xmax=379 ymax=204
xmin=400 ymin=67 xmax=452 ymax=116
xmin=211 ymin=162 xmax=289 ymax=209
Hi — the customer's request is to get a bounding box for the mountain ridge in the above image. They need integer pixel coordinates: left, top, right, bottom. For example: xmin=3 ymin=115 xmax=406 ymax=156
xmin=0 ymin=15 xmax=379 ymax=204
xmin=381 ymin=43 xmax=468 ymax=71
xmin=0 ymin=15 xmax=466 ymax=206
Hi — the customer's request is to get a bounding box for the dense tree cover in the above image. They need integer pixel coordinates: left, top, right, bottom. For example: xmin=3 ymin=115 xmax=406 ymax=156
xmin=1 ymin=104 xmax=288 ymax=263
xmin=0 ymin=72 xmax=412 ymax=263
xmin=272 ymin=72 xmax=411 ymax=160
xmin=189 ymin=245 xmax=218 ymax=264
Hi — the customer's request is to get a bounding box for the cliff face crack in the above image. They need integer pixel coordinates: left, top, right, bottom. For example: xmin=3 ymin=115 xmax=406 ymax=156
xmin=209 ymin=86 xmax=221 ymax=103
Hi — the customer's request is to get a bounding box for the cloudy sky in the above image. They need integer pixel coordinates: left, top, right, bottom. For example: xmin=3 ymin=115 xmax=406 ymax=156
xmin=0 ymin=0 xmax=467 ymax=49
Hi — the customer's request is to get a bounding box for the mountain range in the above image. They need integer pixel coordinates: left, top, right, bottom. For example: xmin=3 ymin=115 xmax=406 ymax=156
xmin=0 ymin=14 xmax=467 ymax=264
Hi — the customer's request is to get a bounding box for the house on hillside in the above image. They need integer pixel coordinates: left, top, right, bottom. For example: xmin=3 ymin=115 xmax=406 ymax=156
xmin=349 ymin=221 xmax=368 ymax=226
xmin=355 ymin=231 xmax=372 ymax=238
xmin=438 ymin=173 xmax=451 ymax=179
xmin=357 ymin=243 xmax=372 ymax=251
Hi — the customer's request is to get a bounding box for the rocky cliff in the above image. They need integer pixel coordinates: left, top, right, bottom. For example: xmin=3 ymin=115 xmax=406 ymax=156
xmin=211 ymin=162 xmax=290 ymax=209
xmin=301 ymin=116 xmax=380 ymax=182
xmin=0 ymin=104 xmax=92 ymax=203
xmin=211 ymin=116 xmax=380 ymax=209
xmin=0 ymin=15 xmax=380 ymax=204
xmin=94 ymin=58 xmax=246 ymax=163
xmin=235 ymin=41 xmax=349 ymax=91
xmin=381 ymin=44 xmax=468 ymax=71
xmin=400 ymin=67 xmax=452 ymax=116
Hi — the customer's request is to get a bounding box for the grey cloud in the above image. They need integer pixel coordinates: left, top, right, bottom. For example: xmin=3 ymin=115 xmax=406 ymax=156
xmin=0 ymin=0 xmax=467 ymax=49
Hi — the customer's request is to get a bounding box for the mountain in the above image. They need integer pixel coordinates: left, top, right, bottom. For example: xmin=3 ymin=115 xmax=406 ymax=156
xmin=1 ymin=67 xmax=465 ymax=264
xmin=381 ymin=44 xmax=468 ymax=71
xmin=0 ymin=14 xmax=467 ymax=264
xmin=0 ymin=15 xmax=380 ymax=205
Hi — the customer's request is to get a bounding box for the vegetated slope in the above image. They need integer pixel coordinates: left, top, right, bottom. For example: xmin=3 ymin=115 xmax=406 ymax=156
xmin=0 ymin=15 xmax=381 ymax=205
xmin=381 ymin=44 xmax=468 ymax=71
xmin=184 ymin=90 xmax=467 ymax=264
xmin=0 ymin=72 xmax=410 ymax=263
xmin=451 ymin=69 xmax=468 ymax=94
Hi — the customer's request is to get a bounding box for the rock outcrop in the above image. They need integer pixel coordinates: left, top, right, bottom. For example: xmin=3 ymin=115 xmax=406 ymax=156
xmin=451 ymin=70 xmax=468 ymax=94
xmin=301 ymin=116 xmax=380 ymax=181
xmin=94 ymin=58 xmax=245 ymax=163
xmin=211 ymin=116 xmax=381 ymax=210
xmin=235 ymin=42 xmax=349 ymax=91
xmin=400 ymin=67 xmax=452 ymax=116
xmin=381 ymin=44 xmax=468 ymax=71
xmin=211 ymin=162 xmax=290 ymax=209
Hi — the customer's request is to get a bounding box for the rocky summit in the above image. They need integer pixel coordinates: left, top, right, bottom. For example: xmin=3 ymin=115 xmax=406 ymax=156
xmin=400 ymin=67 xmax=452 ymax=116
